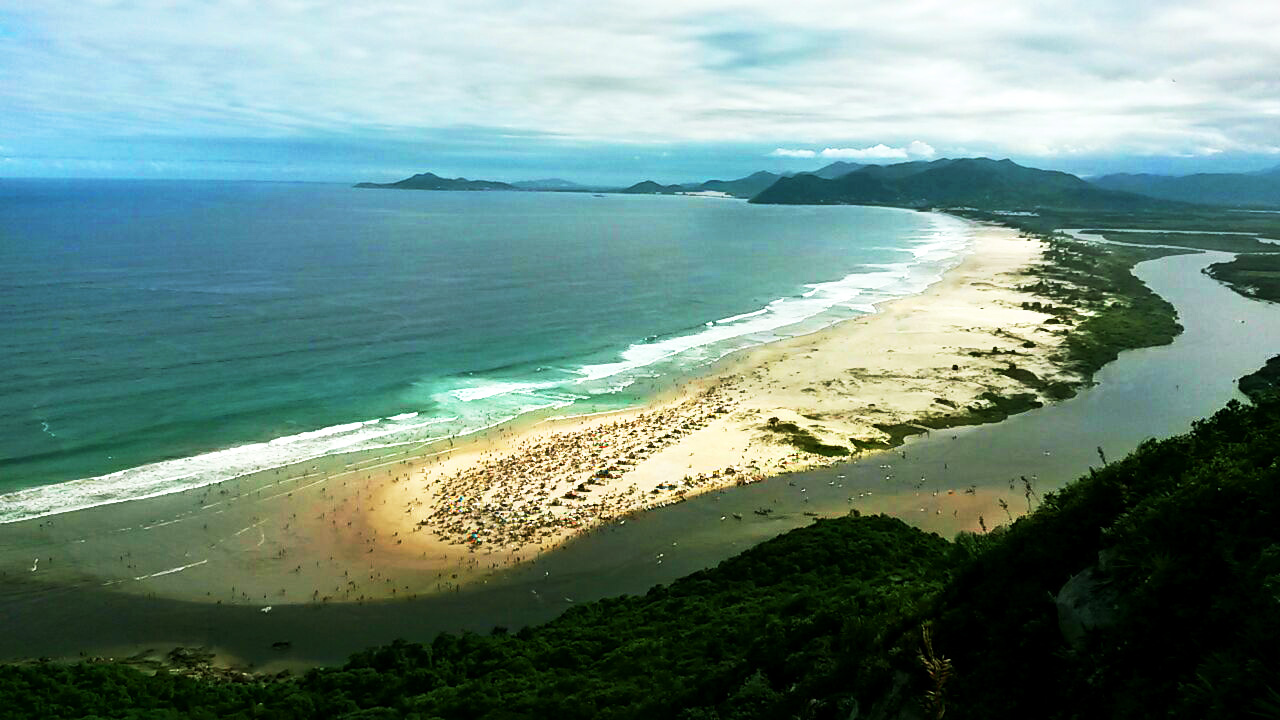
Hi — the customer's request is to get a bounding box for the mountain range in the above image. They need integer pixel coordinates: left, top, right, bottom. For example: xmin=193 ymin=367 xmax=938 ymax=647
xmin=355 ymin=160 xmax=869 ymax=200
xmin=1090 ymin=166 xmax=1280 ymax=208
xmin=358 ymin=158 xmax=1280 ymax=213
xmin=618 ymin=170 xmax=785 ymax=198
xmin=803 ymin=160 xmax=864 ymax=179
xmin=618 ymin=163 xmax=860 ymax=198
xmin=750 ymin=157 xmax=1169 ymax=210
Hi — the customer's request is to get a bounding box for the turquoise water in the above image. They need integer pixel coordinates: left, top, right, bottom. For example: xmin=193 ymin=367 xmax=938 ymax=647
xmin=0 ymin=180 xmax=972 ymax=522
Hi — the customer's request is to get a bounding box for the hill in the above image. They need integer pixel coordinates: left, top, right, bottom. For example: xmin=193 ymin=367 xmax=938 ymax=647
xmin=5 ymin=385 xmax=1279 ymax=718
xmin=750 ymin=157 xmax=1172 ymax=211
xmin=617 ymin=173 xmax=782 ymax=198
xmin=804 ymin=160 xmax=864 ymax=179
xmin=692 ymin=171 xmax=782 ymax=198
xmin=355 ymin=172 xmax=518 ymax=191
xmin=618 ymin=179 xmax=686 ymax=194
xmin=1092 ymin=166 xmax=1280 ymax=208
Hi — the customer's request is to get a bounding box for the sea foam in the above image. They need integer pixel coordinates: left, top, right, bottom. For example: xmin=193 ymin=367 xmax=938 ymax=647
xmin=0 ymin=413 xmax=458 ymax=524
xmin=0 ymin=213 xmax=973 ymax=524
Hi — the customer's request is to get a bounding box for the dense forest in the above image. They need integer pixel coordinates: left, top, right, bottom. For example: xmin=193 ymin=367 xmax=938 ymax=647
xmin=3 ymin=380 xmax=1279 ymax=718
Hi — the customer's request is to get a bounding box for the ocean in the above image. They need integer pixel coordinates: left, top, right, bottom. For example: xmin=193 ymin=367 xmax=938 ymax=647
xmin=0 ymin=179 xmax=972 ymax=523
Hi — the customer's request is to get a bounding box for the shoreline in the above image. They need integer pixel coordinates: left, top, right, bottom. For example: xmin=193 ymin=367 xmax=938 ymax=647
xmin=0 ymin=206 xmax=956 ymax=528
xmin=7 ymin=229 xmax=1280 ymax=670
xmin=364 ymin=221 xmax=1073 ymax=574
xmin=0 ymin=217 xmax=1078 ymax=607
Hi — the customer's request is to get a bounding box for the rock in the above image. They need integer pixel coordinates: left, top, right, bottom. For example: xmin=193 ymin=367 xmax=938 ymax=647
xmin=1056 ymin=563 xmax=1122 ymax=651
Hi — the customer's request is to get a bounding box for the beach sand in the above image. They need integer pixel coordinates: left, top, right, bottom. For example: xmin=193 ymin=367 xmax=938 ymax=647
xmin=0 ymin=220 xmax=1076 ymax=605
xmin=365 ymin=222 xmax=1071 ymax=565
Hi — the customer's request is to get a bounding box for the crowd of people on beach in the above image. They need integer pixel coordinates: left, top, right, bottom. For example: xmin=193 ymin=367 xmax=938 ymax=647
xmin=406 ymin=382 xmax=763 ymax=552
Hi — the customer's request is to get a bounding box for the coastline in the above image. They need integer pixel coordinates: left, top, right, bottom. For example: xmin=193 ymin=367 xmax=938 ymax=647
xmin=7 ymin=226 xmax=1280 ymax=671
xmin=366 ymin=221 xmax=1070 ymax=570
xmin=0 ymin=218 xmax=1075 ymax=607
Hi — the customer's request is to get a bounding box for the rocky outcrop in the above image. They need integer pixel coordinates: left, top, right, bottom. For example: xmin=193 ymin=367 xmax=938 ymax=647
xmin=1056 ymin=556 xmax=1123 ymax=651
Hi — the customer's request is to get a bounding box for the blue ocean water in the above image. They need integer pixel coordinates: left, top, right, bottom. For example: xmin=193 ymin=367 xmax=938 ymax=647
xmin=0 ymin=179 xmax=972 ymax=522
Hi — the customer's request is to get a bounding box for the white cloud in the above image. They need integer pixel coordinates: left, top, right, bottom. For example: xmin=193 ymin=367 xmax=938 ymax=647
xmin=819 ymin=144 xmax=908 ymax=160
xmin=769 ymin=148 xmax=816 ymax=158
xmin=1 ymin=1 xmax=1278 ymax=164
xmin=774 ymin=141 xmax=936 ymax=161
xmin=907 ymin=141 xmax=936 ymax=158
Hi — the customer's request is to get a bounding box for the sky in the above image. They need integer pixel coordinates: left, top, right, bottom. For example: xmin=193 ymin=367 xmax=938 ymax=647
xmin=2 ymin=0 xmax=1279 ymax=184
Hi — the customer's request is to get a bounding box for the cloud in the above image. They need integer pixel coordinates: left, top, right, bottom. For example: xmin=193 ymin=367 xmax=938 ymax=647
xmin=907 ymin=141 xmax=936 ymax=158
xmin=696 ymin=22 xmax=838 ymax=71
xmin=770 ymin=148 xmax=817 ymax=158
xmin=771 ymin=141 xmax=937 ymax=161
xmin=819 ymin=144 xmax=908 ymax=160
xmin=1 ymin=1 xmax=1278 ymax=177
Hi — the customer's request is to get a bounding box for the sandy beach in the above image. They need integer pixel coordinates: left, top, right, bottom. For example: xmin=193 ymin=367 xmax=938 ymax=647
xmin=362 ymin=221 xmax=1073 ymax=571
xmin=0 ymin=218 xmax=1080 ymax=606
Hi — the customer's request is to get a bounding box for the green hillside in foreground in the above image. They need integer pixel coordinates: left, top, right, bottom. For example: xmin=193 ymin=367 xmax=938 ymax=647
xmin=750 ymin=157 xmax=1173 ymax=212
xmin=4 ymin=384 xmax=1280 ymax=718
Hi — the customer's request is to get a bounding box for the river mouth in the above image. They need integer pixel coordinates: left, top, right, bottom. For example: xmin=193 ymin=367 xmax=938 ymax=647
xmin=1 ymin=247 xmax=1276 ymax=670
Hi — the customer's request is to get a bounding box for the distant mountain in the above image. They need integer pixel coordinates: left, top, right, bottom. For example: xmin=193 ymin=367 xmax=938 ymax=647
xmin=355 ymin=172 xmax=518 ymax=191
xmin=618 ymin=180 xmax=687 ymax=194
xmin=750 ymin=157 xmax=1169 ymax=211
xmin=691 ymin=171 xmax=782 ymax=198
xmin=804 ymin=161 xmax=864 ymax=179
xmin=613 ymin=172 xmax=784 ymax=198
xmin=1091 ymin=166 xmax=1280 ymax=208
xmin=511 ymin=178 xmax=586 ymax=190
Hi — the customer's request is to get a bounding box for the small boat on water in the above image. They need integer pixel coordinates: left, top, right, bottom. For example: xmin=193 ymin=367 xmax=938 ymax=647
xmin=753 ymin=508 xmax=773 ymax=517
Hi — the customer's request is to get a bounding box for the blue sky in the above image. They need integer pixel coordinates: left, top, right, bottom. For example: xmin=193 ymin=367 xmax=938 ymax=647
xmin=2 ymin=1 xmax=1278 ymax=184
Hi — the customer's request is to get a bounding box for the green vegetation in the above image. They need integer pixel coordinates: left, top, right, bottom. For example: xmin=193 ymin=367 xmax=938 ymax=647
xmin=865 ymin=422 xmax=928 ymax=448
xmin=953 ymin=203 xmax=1280 ymax=308
xmin=955 ymin=204 xmax=1280 ymax=238
xmin=763 ymin=417 xmax=850 ymax=456
xmin=1206 ymin=253 xmax=1280 ymax=302
xmin=862 ymin=391 xmax=1050 ymax=447
xmin=1084 ymin=230 xmax=1280 ymax=253
xmin=1 ymin=514 xmax=952 ymax=719
xmin=618 ymin=180 xmax=686 ymax=194
xmin=849 ymin=235 xmax=1186 ymax=454
xmin=1023 ymin=236 xmax=1191 ymax=379
xmin=995 ymin=363 xmax=1077 ymax=400
xmin=6 ymin=391 xmax=1280 ymax=719
xmin=915 ymin=391 xmax=1043 ymax=430
xmin=933 ymin=394 xmax=1280 ymax=719
xmin=1238 ymin=354 xmax=1280 ymax=402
